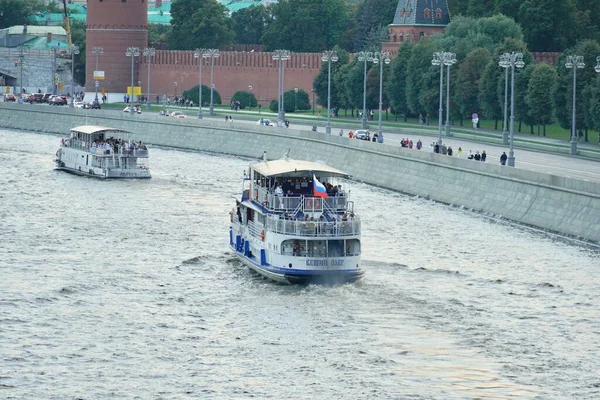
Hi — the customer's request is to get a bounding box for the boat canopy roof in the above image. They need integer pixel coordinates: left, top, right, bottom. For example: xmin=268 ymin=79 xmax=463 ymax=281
xmin=70 ymin=125 xmax=132 ymax=136
xmin=251 ymin=159 xmax=348 ymax=178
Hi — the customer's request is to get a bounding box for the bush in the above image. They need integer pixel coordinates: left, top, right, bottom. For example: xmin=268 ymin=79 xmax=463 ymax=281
xmin=231 ymin=91 xmax=257 ymax=109
xmin=183 ymin=85 xmax=221 ymax=106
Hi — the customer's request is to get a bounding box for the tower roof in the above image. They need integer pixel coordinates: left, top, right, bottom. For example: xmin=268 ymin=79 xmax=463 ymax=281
xmin=391 ymin=0 xmax=450 ymax=26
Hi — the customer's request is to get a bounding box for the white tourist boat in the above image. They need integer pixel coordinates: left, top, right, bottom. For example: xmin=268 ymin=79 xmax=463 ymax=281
xmin=229 ymin=153 xmax=363 ymax=284
xmin=54 ymin=125 xmax=151 ymax=179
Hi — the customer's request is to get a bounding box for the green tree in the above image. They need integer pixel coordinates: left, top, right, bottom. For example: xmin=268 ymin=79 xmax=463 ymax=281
xmin=386 ymin=41 xmax=413 ymax=121
xmin=518 ymin=0 xmax=576 ymax=51
xmin=553 ymin=40 xmax=600 ymax=141
xmin=406 ymin=38 xmax=437 ymax=117
xmin=0 ymin=0 xmax=46 ymax=29
xmin=453 ymin=48 xmax=492 ymax=122
xmin=526 ymin=63 xmax=557 ymax=136
xmin=231 ymin=5 xmax=272 ymax=45
xmin=148 ymin=24 xmax=172 ymax=44
xmin=70 ymin=20 xmax=86 ymax=86
xmin=167 ymin=0 xmax=234 ymax=50
xmin=478 ymin=58 xmax=504 ymax=130
xmin=333 ymin=62 xmax=354 ymax=115
xmin=514 ymin=64 xmax=535 ymax=134
xmin=588 ymin=74 xmax=600 ymax=137
xmin=261 ymin=0 xmax=349 ymax=52
xmin=312 ymin=47 xmax=349 ymax=108
xmin=351 ymin=0 xmax=396 ymax=52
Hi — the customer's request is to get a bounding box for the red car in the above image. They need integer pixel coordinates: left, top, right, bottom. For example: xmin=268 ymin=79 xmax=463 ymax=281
xmin=3 ymin=94 xmax=16 ymax=102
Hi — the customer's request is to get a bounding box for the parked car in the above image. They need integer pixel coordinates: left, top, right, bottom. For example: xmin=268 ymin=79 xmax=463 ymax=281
xmin=158 ymin=110 xmax=170 ymax=117
xmin=257 ymin=118 xmax=274 ymax=126
xmin=90 ymin=100 xmax=101 ymax=109
xmin=170 ymin=111 xmax=186 ymax=119
xmin=26 ymin=93 xmax=44 ymax=103
xmin=3 ymin=94 xmax=16 ymax=102
xmin=354 ymin=129 xmax=370 ymax=140
xmin=49 ymin=95 xmax=68 ymax=106
xmin=73 ymin=101 xmax=84 ymax=109
xmin=42 ymin=93 xmax=53 ymax=103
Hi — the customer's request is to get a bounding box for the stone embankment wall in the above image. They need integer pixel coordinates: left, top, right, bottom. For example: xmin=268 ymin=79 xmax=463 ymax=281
xmin=1 ymin=103 xmax=599 ymax=243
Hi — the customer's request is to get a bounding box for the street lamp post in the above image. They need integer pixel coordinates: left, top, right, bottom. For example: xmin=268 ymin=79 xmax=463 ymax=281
xmin=322 ymin=50 xmax=338 ymax=135
xmin=357 ymin=51 xmax=373 ymax=129
xmin=143 ymin=47 xmax=155 ymax=111
xmin=294 ymin=87 xmax=298 ymax=112
xmin=126 ymin=47 xmax=140 ymax=109
xmin=431 ymin=52 xmax=456 ymax=146
xmin=372 ymin=51 xmax=391 ymax=143
xmin=174 ymin=81 xmax=178 ymax=99
xmin=565 ymin=55 xmax=585 ymax=156
xmin=499 ymin=52 xmax=525 ymax=167
xmin=248 ymin=84 xmax=253 ymax=111
xmin=92 ymin=47 xmax=103 ymax=101
xmin=68 ymin=44 xmax=79 ymax=107
xmin=444 ymin=53 xmax=457 ymax=137
xmin=311 ymin=89 xmax=315 ymax=115
xmin=501 ymin=65 xmax=509 ymax=145
xmin=203 ymin=48 xmax=220 ymax=116
xmin=272 ymin=50 xmax=291 ymax=123
xmin=193 ymin=48 xmax=205 ymax=119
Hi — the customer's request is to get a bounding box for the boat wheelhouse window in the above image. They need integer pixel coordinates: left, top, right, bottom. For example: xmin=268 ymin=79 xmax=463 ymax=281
xmin=282 ymin=239 xmax=360 ymax=257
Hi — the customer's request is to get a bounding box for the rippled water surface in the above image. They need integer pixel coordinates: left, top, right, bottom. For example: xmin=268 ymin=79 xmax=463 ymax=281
xmin=1 ymin=129 xmax=599 ymax=399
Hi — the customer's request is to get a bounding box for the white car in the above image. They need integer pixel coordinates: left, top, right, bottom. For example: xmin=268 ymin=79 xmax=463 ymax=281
xmin=257 ymin=118 xmax=273 ymax=126
xmin=354 ymin=130 xmax=370 ymax=140
xmin=123 ymin=105 xmax=142 ymax=114
xmin=170 ymin=111 xmax=186 ymax=119
xmin=73 ymin=101 xmax=84 ymax=109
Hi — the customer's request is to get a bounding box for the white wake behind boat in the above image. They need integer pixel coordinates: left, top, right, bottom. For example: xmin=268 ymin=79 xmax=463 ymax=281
xmin=229 ymin=153 xmax=363 ymax=284
xmin=55 ymin=125 xmax=151 ymax=179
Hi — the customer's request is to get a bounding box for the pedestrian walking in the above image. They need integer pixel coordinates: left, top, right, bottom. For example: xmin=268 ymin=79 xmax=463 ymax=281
xmin=500 ymin=152 xmax=507 ymax=165
xmin=481 ymin=150 xmax=487 ymax=162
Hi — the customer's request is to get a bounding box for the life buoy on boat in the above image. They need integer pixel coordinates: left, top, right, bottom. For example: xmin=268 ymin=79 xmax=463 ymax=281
xmin=260 ymin=230 xmax=265 ymax=241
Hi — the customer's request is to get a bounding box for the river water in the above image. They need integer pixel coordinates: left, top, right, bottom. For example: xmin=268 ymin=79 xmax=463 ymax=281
xmin=1 ymin=129 xmax=598 ymax=399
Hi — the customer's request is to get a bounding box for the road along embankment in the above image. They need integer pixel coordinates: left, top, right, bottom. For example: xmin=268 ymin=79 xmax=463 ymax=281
xmin=2 ymin=103 xmax=599 ymax=243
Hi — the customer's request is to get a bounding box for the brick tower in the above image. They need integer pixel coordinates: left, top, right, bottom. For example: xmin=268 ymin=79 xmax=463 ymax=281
xmin=85 ymin=0 xmax=148 ymax=100
xmin=383 ymin=0 xmax=450 ymax=54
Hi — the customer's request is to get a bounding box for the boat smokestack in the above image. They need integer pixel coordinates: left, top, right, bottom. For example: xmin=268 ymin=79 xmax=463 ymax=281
xmin=263 ymin=151 xmax=267 ymax=162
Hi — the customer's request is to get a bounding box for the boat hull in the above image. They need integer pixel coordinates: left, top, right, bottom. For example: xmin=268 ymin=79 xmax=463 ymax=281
xmin=231 ymin=244 xmax=364 ymax=285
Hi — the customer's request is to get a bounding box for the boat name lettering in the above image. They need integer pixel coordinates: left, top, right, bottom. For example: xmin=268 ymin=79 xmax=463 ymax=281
xmin=305 ymin=259 xmax=344 ymax=267
xmin=119 ymin=172 xmax=137 ymax=177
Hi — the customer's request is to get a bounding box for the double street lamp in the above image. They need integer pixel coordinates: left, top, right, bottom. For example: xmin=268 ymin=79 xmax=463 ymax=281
xmin=126 ymin=47 xmax=140 ymax=110
xmin=143 ymin=47 xmax=155 ymax=111
xmin=431 ymin=52 xmax=456 ymax=146
xmin=357 ymin=51 xmax=373 ymax=129
xmin=444 ymin=53 xmax=457 ymax=137
xmin=272 ymin=49 xmax=291 ymax=123
xmin=68 ymin=44 xmax=79 ymax=107
xmin=499 ymin=52 xmax=525 ymax=167
xmin=565 ymin=55 xmax=585 ymax=155
xmin=193 ymin=48 xmax=205 ymax=119
xmin=322 ymin=50 xmax=338 ymax=134
xmin=92 ymin=47 xmax=103 ymax=101
xmin=372 ymin=51 xmax=391 ymax=143
xmin=204 ymin=48 xmax=220 ymax=116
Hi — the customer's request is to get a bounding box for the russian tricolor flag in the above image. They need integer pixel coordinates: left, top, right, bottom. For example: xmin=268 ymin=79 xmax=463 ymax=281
xmin=313 ymin=174 xmax=328 ymax=198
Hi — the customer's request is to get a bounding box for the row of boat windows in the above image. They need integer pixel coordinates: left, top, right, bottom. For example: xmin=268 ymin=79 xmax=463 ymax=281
xmin=274 ymin=239 xmax=361 ymax=257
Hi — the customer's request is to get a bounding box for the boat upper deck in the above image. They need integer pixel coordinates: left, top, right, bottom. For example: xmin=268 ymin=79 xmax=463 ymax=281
xmin=61 ymin=125 xmax=148 ymax=158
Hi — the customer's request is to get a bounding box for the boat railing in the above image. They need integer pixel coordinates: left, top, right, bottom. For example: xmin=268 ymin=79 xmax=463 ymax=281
xmin=266 ymin=214 xmax=360 ymax=237
xmin=247 ymin=220 xmax=264 ymax=239
xmin=253 ymin=185 xmax=348 ymax=213
xmin=61 ymin=139 xmax=148 ymax=158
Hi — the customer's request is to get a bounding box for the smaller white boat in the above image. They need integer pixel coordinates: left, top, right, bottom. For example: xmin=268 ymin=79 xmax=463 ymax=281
xmin=55 ymin=125 xmax=151 ymax=179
